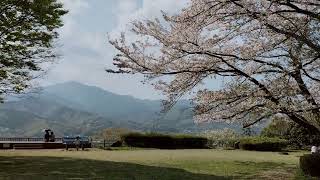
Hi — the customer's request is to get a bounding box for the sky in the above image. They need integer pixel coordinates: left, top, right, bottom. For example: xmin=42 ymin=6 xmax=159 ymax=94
xmin=40 ymin=0 xmax=219 ymax=100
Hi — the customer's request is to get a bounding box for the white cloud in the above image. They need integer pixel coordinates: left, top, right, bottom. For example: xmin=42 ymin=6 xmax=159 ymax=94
xmin=111 ymin=0 xmax=188 ymax=35
xmin=41 ymin=0 xmax=189 ymax=100
xmin=59 ymin=0 xmax=89 ymax=15
xmin=58 ymin=0 xmax=89 ymax=38
xmin=117 ymin=0 xmax=138 ymax=14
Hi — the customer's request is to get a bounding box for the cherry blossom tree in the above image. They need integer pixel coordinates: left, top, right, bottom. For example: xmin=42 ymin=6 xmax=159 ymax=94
xmin=109 ymin=0 xmax=320 ymax=133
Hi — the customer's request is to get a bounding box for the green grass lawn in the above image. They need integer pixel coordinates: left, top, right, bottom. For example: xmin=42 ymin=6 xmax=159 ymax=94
xmin=0 ymin=149 xmax=307 ymax=179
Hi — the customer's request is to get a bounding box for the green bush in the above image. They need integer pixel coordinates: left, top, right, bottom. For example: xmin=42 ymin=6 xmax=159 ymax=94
xmin=111 ymin=141 xmax=122 ymax=147
xmin=200 ymin=128 xmax=240 ymax=149
xmin=121 ymin=132 xmax=208 ymax=149
xmin=300 ymin=154 xmax=320 ymax=177
xmin=239 ymin=137 xmax=287 ymax=151
xmin=207 ymin=138 xmax=239 ymax=149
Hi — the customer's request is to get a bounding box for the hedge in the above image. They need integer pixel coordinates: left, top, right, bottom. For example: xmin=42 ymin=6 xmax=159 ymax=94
xmin=121 ymin=132 xmax=208 ymax=149
xmin=239 ymin=137 xmax=287 ymax=151
xmin=300 ymin=154 xmax=320 ymax=177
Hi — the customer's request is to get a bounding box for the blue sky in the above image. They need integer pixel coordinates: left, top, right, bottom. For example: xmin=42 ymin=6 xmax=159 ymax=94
xmin=40 ymin=0 xmax=219 ymax=100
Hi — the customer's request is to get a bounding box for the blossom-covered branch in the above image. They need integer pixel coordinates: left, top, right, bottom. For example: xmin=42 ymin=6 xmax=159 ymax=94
xmin=109 ymin=0 xmax=320 ymax=132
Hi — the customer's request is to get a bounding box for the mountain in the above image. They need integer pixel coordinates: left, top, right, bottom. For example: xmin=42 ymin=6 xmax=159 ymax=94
xmin=42 ymin=82 xmax=162 ymax=122
xmin=0 ymin=97 xmax=116 ymax=136
xmin=0 ymin=81 xmax=244 ymax=137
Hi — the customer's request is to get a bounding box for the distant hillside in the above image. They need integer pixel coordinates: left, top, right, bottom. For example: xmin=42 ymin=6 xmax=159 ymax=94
xmin=0 ymin=82 xmax=246 ymax=136
xmin=43 ymin=82 xmax=161 ymax=118
xmin=0 ymin=98 xmax=116 ymax=136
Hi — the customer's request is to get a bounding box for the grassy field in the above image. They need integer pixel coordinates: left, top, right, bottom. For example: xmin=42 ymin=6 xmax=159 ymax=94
xmin=0 ymin=149 xmax=308 ymax=180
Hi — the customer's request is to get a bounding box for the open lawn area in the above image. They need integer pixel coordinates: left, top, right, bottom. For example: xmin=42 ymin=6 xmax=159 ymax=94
xmin=0 ymin=149 xmax=308 ymax=180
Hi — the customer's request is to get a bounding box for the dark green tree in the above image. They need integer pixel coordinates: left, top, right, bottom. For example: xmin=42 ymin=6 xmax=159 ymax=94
xmin=286 ymin=123 xmax=320 ymax=149
xmin=260 ymin=117 xmax=291 ymax=138
xmin=261 ymin=117 xmax=320 ymax=149
xmin=0 ymin=0 xmax=67 ymax=101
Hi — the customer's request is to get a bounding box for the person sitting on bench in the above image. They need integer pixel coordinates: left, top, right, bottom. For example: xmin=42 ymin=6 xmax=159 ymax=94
xmin=44 ymin=130 xmax=49 ymax=142
xmin=49 ymin=132 xmax=55 ymax=142
xmin=75 ymin=136 xmax=81 ymax=151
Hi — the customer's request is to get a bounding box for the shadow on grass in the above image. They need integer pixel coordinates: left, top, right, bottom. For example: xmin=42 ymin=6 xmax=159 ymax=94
xmin=0 ymin=156 xmax=233 ymax=180
xmin=234 ymin=161 xmax=287 ymax=169
xmin=232 ymin=161 xmax=295 ymax=179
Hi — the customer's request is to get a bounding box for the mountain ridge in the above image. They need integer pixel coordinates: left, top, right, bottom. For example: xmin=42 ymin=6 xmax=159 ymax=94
xmin=0 ymin=81 xmax=243 ymax=136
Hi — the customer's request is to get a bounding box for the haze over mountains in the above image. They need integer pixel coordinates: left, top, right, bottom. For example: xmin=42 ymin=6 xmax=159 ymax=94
xmin=0 ymin=82 xmax=241 ymax=137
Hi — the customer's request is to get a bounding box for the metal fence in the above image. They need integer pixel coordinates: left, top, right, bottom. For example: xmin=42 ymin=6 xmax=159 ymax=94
xmin=0 ymin=137 xmax=63 ymax=142
xmin=91 ymin=139 xmax=117 ymax=148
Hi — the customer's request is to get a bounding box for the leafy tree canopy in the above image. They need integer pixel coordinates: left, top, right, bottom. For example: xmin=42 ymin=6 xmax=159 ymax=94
xmin=0 ymin=0 xmax=67 ymax=100
xmin=261 ymin=116 xmax=320 ymax=148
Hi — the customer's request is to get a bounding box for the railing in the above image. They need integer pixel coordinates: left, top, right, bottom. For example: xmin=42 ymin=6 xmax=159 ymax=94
xmin=91 ymin=139 xmax=117 ymax=148
xmin=0 ymin=137 xmax=63 ymax=142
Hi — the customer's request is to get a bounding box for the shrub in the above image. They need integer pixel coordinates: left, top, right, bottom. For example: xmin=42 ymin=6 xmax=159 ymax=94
xmin=111 ymin=141 xmax=122 ymax=147
xmin=98 ymin=128 xmax=132 ymax=142
xmin=300 ymin=154 xmax=320 ymax=177
xmin=200 ymin=128 xmax=240 ymax=149
xmin=121 ymin=132 xmax=208 ymax=149
xmin=239 ymin=137 xmax=287 ymax=151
